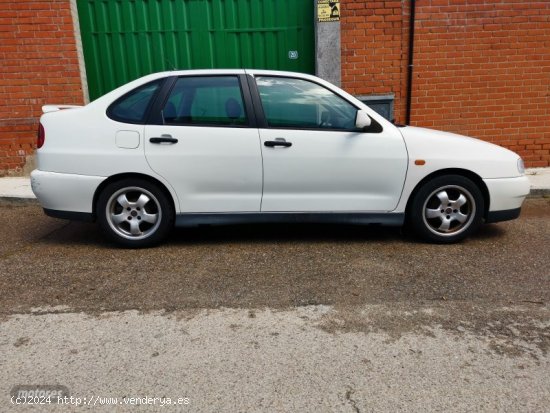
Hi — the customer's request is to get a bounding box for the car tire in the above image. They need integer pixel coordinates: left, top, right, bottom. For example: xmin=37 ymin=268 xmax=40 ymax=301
xmin=97 ymin=178 xmax=174 ymax=248
xmin=409 ymin=175 xmax=484 ymax=243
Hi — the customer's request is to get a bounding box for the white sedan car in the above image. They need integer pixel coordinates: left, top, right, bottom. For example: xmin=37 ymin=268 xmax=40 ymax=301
xmin=31 ymin=70 xmax=530 ymax=247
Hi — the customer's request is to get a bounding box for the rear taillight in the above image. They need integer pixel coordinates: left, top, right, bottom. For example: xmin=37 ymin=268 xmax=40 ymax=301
xmin=37 ymin=123 xmax=45 ymax=149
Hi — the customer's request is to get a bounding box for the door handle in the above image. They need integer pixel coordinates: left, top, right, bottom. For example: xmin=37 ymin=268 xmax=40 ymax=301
xmin=264 ymin=138 xmax=292 ymax=148
xmin=150 ymin=134 xmax=178 ymax=144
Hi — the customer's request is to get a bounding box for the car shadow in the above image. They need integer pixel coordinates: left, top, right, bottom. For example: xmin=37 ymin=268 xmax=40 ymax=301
xmin=38 ymin=220 xmax=506 ymax=249
xmin=471 ymin=223 xmax=506 ymax=240
xmin=166 ymin=221 xmax=506 ymax=246
xmin=168 ymin=223 xmax=406 ymax=245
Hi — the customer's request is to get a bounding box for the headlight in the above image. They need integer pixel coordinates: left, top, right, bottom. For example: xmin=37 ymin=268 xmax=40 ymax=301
xmin=517 ymin=158 xmax=525 ymax=175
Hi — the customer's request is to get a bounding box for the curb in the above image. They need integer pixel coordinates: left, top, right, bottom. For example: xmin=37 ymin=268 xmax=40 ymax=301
xmin=528 ymin=189 xmax=550 ymax=198
xmin=0 ymin=197 xmax=39 ymax=206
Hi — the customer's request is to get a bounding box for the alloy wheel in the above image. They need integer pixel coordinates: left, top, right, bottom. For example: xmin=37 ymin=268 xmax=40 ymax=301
xmin=105 ymin=186 xmax=162 ymax=240
xmin=422 ymin=185 xmax=476 ymax=237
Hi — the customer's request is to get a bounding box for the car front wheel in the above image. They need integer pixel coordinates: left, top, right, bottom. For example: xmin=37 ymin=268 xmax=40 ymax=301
xmin=409 ymin=175 xmax=484 ymax=243
xmin=97 ymin=179 xmax=174 ymax=248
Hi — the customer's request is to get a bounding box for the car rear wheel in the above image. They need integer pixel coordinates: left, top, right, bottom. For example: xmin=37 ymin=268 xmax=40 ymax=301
xmin=97 ymin=179 xmax=174 ymax=248
xmin=409 ymin=175 xmax=484 ymax=243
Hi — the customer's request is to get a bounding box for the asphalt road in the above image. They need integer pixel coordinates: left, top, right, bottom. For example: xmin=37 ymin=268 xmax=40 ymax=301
xmin=0 ymin=199 xmax=549 ymax=412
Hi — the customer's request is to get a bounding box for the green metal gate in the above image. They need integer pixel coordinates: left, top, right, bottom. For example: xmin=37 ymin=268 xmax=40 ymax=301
xmin=77 ymin=0 xmax=315 ymax=100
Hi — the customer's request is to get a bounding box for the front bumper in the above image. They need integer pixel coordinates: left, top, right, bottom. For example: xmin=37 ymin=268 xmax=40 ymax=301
xmin=485 ymin=207 xmax=521 ymax=223
xmin=483 ymin=175 xmax=530 ymax=213
xmin=31 ymin=170 xmax=106 ymax=214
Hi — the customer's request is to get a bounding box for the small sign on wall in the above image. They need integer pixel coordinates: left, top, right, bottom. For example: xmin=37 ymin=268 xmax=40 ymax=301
xmin=288 ymin=50 xmax=299 ymax=60
xmin=317 ymin=0 xmax=340 ymax=22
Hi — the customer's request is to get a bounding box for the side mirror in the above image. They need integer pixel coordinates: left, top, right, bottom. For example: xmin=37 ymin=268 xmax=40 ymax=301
xmin=355 ymin=110 xmax=372 ymax=130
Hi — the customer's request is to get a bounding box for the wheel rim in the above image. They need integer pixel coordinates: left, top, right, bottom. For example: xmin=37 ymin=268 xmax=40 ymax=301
xmin=105 ymin=187 xmax=162 ymax=241
xmin=422 ymin=185 xmax=476 ymax=237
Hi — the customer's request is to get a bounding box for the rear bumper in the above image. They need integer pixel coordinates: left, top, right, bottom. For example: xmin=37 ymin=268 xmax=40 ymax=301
xmin=31 ymin=170 xmax=105 ymax=214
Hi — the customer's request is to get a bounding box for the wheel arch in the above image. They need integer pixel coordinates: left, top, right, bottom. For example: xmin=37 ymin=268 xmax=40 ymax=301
xmin=92 ymin=173 xmax=177 ymax=219
xmin=405 ymin=168 xmax=490 ymax=220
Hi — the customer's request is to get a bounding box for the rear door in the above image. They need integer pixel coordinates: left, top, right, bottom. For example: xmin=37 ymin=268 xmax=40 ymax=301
xmin=144 ymin=74 xmax=263 ymax=212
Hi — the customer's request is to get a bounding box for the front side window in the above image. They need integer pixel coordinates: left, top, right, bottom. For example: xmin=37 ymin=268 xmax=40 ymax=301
xmin=162 ymin=76 xmax=247 ymax=126
xmin=256 ymin=76 xmax=358 ymax=130
xmin=107 ymin=80 xmax=162 ymax=124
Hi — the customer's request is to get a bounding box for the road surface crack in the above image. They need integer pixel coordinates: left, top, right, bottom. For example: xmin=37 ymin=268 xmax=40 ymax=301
xmin=345 ymin=385 xmax=360 ymax=413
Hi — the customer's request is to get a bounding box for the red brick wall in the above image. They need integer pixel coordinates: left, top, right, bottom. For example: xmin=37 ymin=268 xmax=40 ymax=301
xmin=413 ymin=0 xmax=550 ymax=167
xmin=340 ymin=0 xmax=410 ymax=122
xmin=341 ymin=1 xmax=550 ymax=167
xmin=0 ymin=0 xmax=83 ymax=176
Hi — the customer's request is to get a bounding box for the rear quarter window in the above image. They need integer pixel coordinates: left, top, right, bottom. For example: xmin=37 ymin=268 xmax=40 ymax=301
xmin=107 ymin=79 xmax=163 ymax=124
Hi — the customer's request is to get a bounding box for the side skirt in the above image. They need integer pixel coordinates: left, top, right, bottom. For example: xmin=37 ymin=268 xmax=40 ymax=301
xmin=175 ymin=212 xmax=405 ymax=228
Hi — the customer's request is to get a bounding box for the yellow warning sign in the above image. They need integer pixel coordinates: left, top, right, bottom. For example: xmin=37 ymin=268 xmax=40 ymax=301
xmin=317 ymin=0 xmax=340 ymax=22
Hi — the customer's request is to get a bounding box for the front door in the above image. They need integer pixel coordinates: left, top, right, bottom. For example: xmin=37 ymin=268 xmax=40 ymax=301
xmin=144 ymin=75 xmax=262 ymax=212
xmin=253 ymin=75 xmax=408 ymax=212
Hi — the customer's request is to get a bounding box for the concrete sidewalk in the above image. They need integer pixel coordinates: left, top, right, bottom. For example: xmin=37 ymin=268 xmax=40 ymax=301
xmin=526 ymin=167 xmax=550 ymax=196
xmin=1 ymin=168 xmax=549 ymax=201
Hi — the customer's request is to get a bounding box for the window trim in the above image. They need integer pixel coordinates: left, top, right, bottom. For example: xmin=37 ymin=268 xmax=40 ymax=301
xmin=149 ymin=74 xmax=256 ymax=129
xmin=250 ymin=74 xmax=383 ymax=133
xmin=106 ymin=78 xmax=167 ymax=125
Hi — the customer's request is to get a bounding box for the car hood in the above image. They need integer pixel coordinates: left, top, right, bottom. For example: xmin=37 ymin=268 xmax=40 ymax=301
xmin=398 ymin=126 xmax=522 ymax=179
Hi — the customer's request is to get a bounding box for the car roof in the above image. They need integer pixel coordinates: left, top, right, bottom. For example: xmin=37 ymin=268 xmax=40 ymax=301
xmin=147 ymin=68 xmax=319 ymax=80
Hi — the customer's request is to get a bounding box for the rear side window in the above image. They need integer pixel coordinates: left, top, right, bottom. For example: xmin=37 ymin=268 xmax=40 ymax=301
xmin=107 ymin=80 xmax=162 ymax=124
xmin=162 ymin=76 xmax=247 ymax=126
